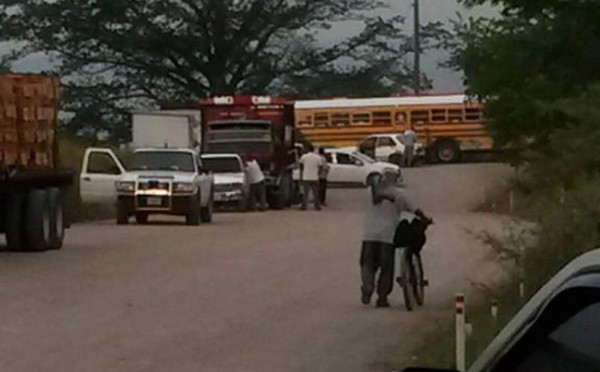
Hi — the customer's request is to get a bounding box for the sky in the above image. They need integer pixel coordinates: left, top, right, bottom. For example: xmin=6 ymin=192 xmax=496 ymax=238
xmin=6 ymin=0 xmax=496 ymax=93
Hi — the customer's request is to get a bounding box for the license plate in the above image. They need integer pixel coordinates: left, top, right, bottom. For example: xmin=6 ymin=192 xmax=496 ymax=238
xmin=146 ymin=197 xmax=163 ymax=206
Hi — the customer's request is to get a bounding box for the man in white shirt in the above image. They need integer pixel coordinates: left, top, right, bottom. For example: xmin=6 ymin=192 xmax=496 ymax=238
xmin=402 ymin=126 xmax=418 ymax=168
xmin=246 ymin=159 xmax=267 ymax=211
xmin=361 ymin=170 xmax=430 ymax=307
xmin=299 ymin=145 xmax=323 ymax=211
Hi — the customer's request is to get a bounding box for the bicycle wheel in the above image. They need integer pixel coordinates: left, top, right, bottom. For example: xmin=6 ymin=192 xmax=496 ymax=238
xmin=398 ymin=248 xmax=415 ymax=311
xmin=412 ymin=253 xmax=425 ymax=306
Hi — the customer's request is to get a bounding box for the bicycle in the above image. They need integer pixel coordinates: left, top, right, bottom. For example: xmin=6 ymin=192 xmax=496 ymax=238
xmin=394 ymin=216 xmax=432 ymax=311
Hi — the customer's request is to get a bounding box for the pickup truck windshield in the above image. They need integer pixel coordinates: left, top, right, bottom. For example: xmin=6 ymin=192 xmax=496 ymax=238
xmin=130 ymin=151 xmax=195 ymax=172
xmin=202 ymin=157 xmax=242 ymax=173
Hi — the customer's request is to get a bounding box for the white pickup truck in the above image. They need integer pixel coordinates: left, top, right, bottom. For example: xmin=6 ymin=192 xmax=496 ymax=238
xmin=80 ymin=148 xmax=214 ymax=225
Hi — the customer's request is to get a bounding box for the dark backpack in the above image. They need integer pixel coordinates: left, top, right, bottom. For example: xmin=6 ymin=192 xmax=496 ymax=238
xmin=393 ymin=218 xmax=428 ymax=252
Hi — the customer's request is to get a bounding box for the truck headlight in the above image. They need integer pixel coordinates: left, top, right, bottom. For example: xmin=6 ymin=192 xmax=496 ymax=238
xmin=173 ymin=182 xmax=195 ymax=193
xmin=115 ymin=181 xmax=135 ymax=193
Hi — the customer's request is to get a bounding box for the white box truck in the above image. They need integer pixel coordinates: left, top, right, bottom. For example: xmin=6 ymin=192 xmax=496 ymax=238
xmin=132 ymin=111 xmax=201 ymax=150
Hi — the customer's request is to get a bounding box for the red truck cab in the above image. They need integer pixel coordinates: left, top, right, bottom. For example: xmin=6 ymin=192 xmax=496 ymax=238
xmin=164 ymin=96 xmax=298 ymax=209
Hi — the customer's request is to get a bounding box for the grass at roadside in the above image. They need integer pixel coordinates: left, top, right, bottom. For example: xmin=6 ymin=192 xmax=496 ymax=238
xmin=406 ymin=283 xmax=523 ymax=369
xmin=401 ymin=175 xmax=600 ymax=370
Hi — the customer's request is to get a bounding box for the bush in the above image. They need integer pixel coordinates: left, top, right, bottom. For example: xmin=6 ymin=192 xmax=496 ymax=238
xmin=408 ymin=87 xmax=600 ymax=367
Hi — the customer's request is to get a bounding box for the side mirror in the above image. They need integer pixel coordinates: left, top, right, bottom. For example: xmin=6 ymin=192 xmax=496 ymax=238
xmin=354 ymin=160 xmax=364 ymax=166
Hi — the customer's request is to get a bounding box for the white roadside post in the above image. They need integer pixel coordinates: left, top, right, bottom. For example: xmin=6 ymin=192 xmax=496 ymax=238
xmin=455 ymin=293 xmax=466 ymax=372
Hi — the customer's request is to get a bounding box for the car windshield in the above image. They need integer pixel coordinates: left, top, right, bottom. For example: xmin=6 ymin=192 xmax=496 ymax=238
xmin=130 ymin=151 xmax=195 ymax=172
xmin=202 ymin=157 xmax=242 ymax=173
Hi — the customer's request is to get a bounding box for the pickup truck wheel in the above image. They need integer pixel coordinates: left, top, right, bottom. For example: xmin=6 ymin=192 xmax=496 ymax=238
xmin=135 ymin=213 xmax=149 ymax=225
xmin=116 ymin=200 xmax=129 ymax=225
xmin=200 ymin=197 xmax=213 ymax=223
xmin=186 ymin=195 xmax=201 ymax=226
xmin=26 ymin=189 xmax=51 ymax=252
xmin=47 ymin=188 xmax=65 ymax=250
xmin=6 ymin=190 xmax=27 ymax=252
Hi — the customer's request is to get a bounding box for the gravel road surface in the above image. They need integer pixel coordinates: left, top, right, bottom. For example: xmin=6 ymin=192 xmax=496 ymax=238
xmin=0 ymin=163 xmax=512 ymax=372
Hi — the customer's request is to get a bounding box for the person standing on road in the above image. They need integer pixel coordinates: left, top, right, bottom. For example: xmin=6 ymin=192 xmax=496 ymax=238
xmin=318 ymin=148 xmax=330 ymax=206
xmin=299 ymin=145 xmax=322 ymax=211
xmin=360 ymin=170 xmax=429 ymax=308
xmin=246 ymin=159 xmax=267 ymax=212
xmin=402 ymin=126 xmax=417 ymax=168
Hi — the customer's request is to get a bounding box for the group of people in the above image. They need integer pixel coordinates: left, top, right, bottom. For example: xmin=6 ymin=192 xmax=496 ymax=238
xmin=360 ymin=170 xmax=431 ymax=308
xmin=243 ymin=144 xmax=330 ymax=212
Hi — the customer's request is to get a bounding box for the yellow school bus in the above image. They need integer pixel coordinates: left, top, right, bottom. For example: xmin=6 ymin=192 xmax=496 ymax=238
xmin=294 ymin=94 xmax=491 ymax=162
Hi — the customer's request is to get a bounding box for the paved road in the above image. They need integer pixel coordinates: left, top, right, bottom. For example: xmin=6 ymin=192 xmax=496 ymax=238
xmin=0 ymin=164 xmax=512 ymax=372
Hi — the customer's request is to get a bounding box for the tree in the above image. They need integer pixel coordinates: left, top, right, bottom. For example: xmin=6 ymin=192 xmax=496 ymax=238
xmin=448 ymin=0 xmax=600 ymax=150
xmin=1 ymin=0 xmax=444 ymax=140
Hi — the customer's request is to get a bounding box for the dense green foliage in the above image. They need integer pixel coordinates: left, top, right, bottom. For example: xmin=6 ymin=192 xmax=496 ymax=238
xmin=451 ymin=0 xmax=600 ymax=152
xmin=409 ymin=1 xmax=600 ymax=369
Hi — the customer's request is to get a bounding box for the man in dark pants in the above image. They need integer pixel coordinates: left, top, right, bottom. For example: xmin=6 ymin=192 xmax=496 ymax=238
xmin=318 ymin=147 xmax=330 ymax=206
xmin=246 ymin=159 xmax=267 ymax=211
xmin=360 ymin=171 xmax=429 ymax=307
xmin=299 ymin=144 xmax=322 ymax=211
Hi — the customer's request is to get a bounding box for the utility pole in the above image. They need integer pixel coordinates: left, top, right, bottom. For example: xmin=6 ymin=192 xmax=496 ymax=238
xmin=413 ymin=0 xmax=421 ymax=95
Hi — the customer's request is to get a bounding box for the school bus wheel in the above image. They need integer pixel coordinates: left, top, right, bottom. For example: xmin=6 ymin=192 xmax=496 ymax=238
xmin=434 ymin=139 xmax=461 ymax=163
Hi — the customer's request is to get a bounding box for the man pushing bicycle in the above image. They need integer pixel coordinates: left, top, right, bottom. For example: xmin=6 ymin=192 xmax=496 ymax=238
xmin=360 ymin=170 xmax=431 ymax=308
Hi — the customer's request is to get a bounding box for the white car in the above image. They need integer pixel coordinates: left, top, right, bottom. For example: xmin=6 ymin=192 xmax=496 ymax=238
xmin=324 ymin=148 xmax=400 ymax=186
xmin=357 ymin=134 xmax=426 ymax=165
xmin=201 ymin=153 xmax=249 ymax=211
xmin=80 ymin=148 xmax=214 ymax=225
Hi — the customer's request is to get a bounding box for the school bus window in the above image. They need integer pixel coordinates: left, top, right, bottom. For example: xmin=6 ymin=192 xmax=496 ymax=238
xmin=410 ymin=110 xmax=429 ymax=124
xmin=331 ymin=113 xmax=350 ymax=127
xmin=395 ymin=112 xmax=407 ymax=125
xmin=431 ymin=109 xmax=447 ymax=122
xmin=465 ymin=108 xmax=482 ymax=121
xmin=351 ymin=112 xmax=371 ymax=125
xmin=314 ymin=112 xmax=330 ymax=127
xmin=448 ymin=109 xmax=464 ymax=122
xmin=298 ymin=114 xmax=313 ymax=127
xmin=372 ymin=111 xmax=392 ymax=126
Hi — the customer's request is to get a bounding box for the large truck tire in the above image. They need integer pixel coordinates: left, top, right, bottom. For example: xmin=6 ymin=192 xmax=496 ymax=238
xmin=116 ymin=200 xmax=129 ymax=225
xmin=186 ymin=194 xmax=201 ymax=225
xmin=268 ymin=172 xmax=292 ymax=210
xmin=47 ymin=188 xmax=65 ymax=250
xmin=5 ymin=190 xmax=27 ymax=252
xmin=200 ymin=197 xmax=213 ymax=223
xmin=237 ymin=193 xmax=248 ymax=212
xmin=434 ymin=139 xmax=461 ymax=163
xmin=280 ymin=172 xmax=293 ymax=208
xmin=26 ymin=189 xmax=51 ymax=252
xmin=135 ymin=213 xmax=149 ymax=225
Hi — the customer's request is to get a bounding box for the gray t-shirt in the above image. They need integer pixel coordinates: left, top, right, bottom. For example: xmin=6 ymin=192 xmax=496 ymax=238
xmin=403 ymin=130 xmax=417 ymax=147
xmin=363 ymin=186 xmax=416 ymax=244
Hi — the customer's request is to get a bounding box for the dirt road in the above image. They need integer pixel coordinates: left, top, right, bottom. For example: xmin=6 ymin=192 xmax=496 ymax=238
xmin=0 ymin=164 xmax=512 ymax=372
